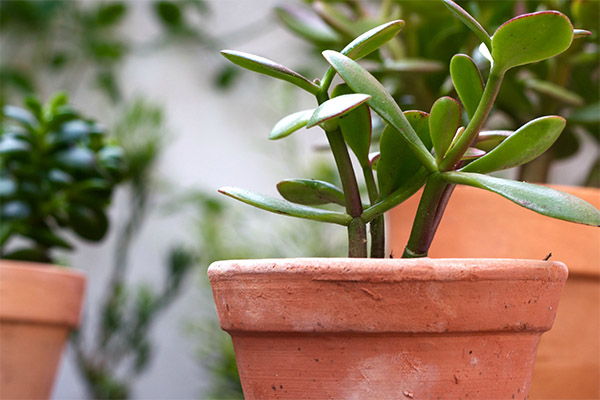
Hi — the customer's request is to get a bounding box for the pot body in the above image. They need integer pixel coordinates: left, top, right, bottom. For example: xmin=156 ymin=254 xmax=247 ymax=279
xmin=0 ymin=261 xmax=85 ymax=399
xmin=388 ymin=185 xmax=600 ymax=399
xmin=209 ymin=258 xmax=567 ymax=399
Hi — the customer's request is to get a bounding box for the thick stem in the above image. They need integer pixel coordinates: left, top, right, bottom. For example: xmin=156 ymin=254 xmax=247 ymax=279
xmin=317 ymin=91 xmax=365 ymax=256
xmin=348 ymin=217 xmax=368 ymax=258
xmin=439 ymin=65 xmax=505 ymax=172
xmin=402 ymin=173 xmax=448 ymax=258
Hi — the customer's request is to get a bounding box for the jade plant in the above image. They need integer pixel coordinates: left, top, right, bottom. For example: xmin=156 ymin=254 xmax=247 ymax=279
xmin=219 ymin=0 xmax=600 ymax=258
xmin=0 ymin=93 xmax=124 ymax=262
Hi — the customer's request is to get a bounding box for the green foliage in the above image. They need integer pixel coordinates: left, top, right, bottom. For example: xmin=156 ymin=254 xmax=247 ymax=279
xmin=220 ymin=3 xmax=600 ymax=258
xmin=0 ymin=93 xmax=124 ymax=262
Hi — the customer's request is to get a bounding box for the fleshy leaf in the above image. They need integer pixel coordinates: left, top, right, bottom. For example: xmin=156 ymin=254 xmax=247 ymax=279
xmin=379 ymin=59 xmax=445 ymax=73
xmin=491 ymin=11 xmax=573 ymax=73
xmin=306 ymin=93 xmax=371 ymax=129
xmin=323 ymin=50 xmax=436 ymax=172
xmin=270 ymin=109 xmax=314 ymax=140
xmin=461 ymin=147 xmax=486 ymax=160
xmin=68 ymin=204 xmax=109 ymax=241
xmin=377 ymin=111 xmax=432 ymax=198
xmin=314 ymin=1 xmax=360 ymax=37
xmin=442 ymin=0 xmax=492 ymax=50
xmin=461 ymin=116 xmax=565 ymax=174
xmin=332 ymin=84 xmax=372 ymax=167
xmin=450 ymin=54 xmax=483 ymax=119
xmin=340 ymin=19 xmax=405 ymax=60
xmin=221 ymin=50 xmax=320 ymax=95
xmin=475 ymin=130 xmax=512 ymax=152
xmin=442 ymin=172 xmax=600 ymax=226
xmin=369 ymin=152 xmax=380 ymax=170
xmin=218 ymin=186 xmax=351 ymax=226
xmin=277 ymin=179 xmax=345 ymax=206
xmin=429 ymin=97 xmax=461 ymax=164
xmin=573 ymin=29 xmax=592 ymax=39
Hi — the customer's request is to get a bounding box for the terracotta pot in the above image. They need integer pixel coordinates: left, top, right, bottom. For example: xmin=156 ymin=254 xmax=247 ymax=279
xmin=209 ymin=258 xmax=567 ymax=399
xmin=387 ymin=185 xmax=600 ymax=399
xmin=0 ymin=260 xmax=85 ymax=400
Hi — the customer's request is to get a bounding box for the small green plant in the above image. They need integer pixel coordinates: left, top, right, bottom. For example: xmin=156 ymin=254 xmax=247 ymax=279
xmin=219 ymin=0 xmax=600 ymax=258
xmin=0 ymin=93 xmax=124 ymax=262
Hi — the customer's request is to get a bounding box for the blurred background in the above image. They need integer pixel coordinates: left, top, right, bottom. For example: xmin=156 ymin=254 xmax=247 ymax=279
xmin=1 ymin=0 xmax=598 ymax=399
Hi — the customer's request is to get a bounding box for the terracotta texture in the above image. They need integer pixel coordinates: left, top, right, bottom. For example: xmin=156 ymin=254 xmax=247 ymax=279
xmin=387 ymin=185 xmax=600 ymax=399
xmin=0 ymin=261 xmax=85 ymax=399
xmin=209 ymin=258 xmax=567 ymax=399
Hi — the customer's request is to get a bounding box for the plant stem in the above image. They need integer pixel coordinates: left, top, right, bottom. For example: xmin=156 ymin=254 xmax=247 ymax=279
xmin=317 ymin=91 xmax=365 ymax=257
xmin=439 ymin=65 xmax=505 ymax=171
xmin=363 ymin=166 xmax=385 ymax=258
xmin=402 ymin=173 xmax=448 ymax=258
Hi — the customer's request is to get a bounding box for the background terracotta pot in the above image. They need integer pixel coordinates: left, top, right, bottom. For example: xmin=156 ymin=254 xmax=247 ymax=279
xmin=388 ymin=185 xmax=600 ymax=399
xmin=0 ymin=261 xmax=85 ymax=400
xmin=209 ymin=258 xmax=567 ymax=399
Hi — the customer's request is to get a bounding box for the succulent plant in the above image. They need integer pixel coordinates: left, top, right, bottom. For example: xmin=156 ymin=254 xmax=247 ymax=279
xmin=0 ymin=92 xmax=125 ymax=262
xmin=219 ymin=0 xmax=600 ymax=258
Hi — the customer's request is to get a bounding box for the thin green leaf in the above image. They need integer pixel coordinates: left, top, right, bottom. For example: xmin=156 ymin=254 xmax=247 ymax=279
xmin=323 ymin=50 xmax=436 ymax=172
xmin=269 ymin=109 xmax=314 ymax=140
xmin=0 ymin=222 xmax=12 ymax=247
xmin=378 ymin=59 xmax=444 ymax=73
xmin=450 ymin=54 xmax=483 ymax=119
xmin=491 ymin=11 xmax=573 ymax=73
xmin=442 ymin=171 xmax=600 ymax=226
xmin=461 ymin=116 xmax=565 ymax=174
xmin=568 ymin=102 xmax=600 ymax=125
xmin=332 ymin=84 xmax=372 ymax=166
xmin=219 ymin=186 xmax=351 ymax=226
xmin=306 ymin=93 xmax=371 ymax=129
xmin=377 ymin=111 xmax=432 ymax=198
xmin=430 ymin=97 xmax=461 ymax=164
xmin=574 ymin=29 xmax=592 ymax=39
xmin=221 ymin=50 xmax=320 ymax=95
xmin=442 ymin=0 xmax=492 ymax=49
xmin=277 ymin=179 xmax=345 ymax=206
xmin=475 ymin=130 xmax=512 ymax=152
xmin=275 ymin=4 xmax=341 ymax=44
xmin=523 ymin=78 xmax=584 ymax=106
xmin=313 ymin=1 xmax=360 ymax=37
xmin=340 ymin=19 xmax=404 ymax=60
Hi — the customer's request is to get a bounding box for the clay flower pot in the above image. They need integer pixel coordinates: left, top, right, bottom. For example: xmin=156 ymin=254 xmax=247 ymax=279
xmin=209 ymin=257 xmax=567 ymax=399
xmin=0 ymin=260 xmax=85 ymax=399
xmin=388 ymin=185 xmax=600 ymax=399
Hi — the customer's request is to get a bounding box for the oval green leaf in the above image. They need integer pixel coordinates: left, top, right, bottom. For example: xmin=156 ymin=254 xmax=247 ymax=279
xmin=461 ymin=116 xmax=566 ymax=174
xmin=442 ymin=0 xmax=491 ymax=49
xmin=68 ymin=204 xmax=109 ymax=241
xmin=221 ymin=50 xmax=320 ymax=95
xmin=332 ymin=84 xmax=372 ymax=167
xmin=491 ymin=11 xmax=573 ymax=73
xmin=277 ymin=179 xmax=345 ymax=206
xmin=450 ymin=54 xmax=483 ymax=119
xmin=442 ymin=171 xmax=600 ymax=226
xmin=430 ymin=97 xmax=461 ymax=164
xmin=306 ymin=93 xmax=370 ymax=129
xmin=340 ymin=19 xmax=405 ymax=61
xmin=377 ymin=111 xmax=432 ymax=198
xmin=523 ymin=78 xmax=584 ymax=106
xmin=219 ymin=187 xmax=351 ymax=226
xmin=270 ymin=109 xmax=314 ymax=140
xmin=322 ymin=50 xmax=436 ymax=172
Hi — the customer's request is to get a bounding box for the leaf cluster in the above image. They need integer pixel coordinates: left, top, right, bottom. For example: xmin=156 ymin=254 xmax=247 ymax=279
xmin=219 ymin=1 xmax=600 ymax=258
xmin=0 ymin=93 xmax=125 ymax=262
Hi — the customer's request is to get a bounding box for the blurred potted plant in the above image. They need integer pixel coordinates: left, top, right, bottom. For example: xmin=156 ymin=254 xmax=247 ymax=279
xmin=0 ymin=93 xmax=124 ymax=399
xmin=274 ymin=1 xmax=600 ymax=397
xmin=208 ymin=4 xmax=600 ymax=398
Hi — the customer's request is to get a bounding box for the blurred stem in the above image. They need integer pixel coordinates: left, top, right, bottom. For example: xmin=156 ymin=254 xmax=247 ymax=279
xmin=402 ymin=173 xmax=448 ymax=258
xmin=585 ymin=157 xmax=600 ymax=187
xmin=363 ymin=166 xmax=385 ymax=258
xmin=440 ymin=65 xmax=504 ymax=171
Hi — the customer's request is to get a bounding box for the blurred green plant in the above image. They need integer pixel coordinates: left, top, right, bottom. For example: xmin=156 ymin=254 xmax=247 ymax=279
xmin=0 ymin=0 xmax=211 ymax=103
xmin=274 ymin=0 xmax=599 ymax=186
xmin=71 ymin=100 xmax=195 ymax=400
xmin=0 ymin=92 xmax=124 ymax=262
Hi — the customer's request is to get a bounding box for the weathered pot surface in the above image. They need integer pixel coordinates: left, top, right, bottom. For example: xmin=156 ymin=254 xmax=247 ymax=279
xmin=0 ymin=260 xmax=86 ymax=399
xmin=209 ymin=257 xmax=567 ymax=399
